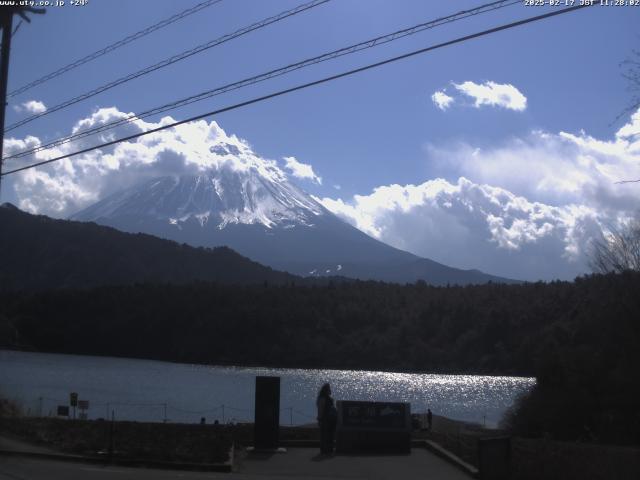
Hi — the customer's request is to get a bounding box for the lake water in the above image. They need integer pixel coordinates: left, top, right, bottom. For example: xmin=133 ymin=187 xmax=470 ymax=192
xmin=0 ymin=350 xmax=534 ymax=427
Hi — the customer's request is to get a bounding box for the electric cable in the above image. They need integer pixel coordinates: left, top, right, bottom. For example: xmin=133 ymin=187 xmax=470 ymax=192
xmin=3 ymin=0 xmax=331 ymax=133
xmin=1 ymin=4 xmax=594 ymax=178
xmin=7 ymin=0 xmax=225 ymax=98
xmin=5 ymin=0 xmax=519 ymax=161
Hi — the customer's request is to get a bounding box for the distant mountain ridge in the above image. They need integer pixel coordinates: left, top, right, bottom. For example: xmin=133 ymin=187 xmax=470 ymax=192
xmin=0 ymin=203 xmax=300 ymax=291
xmin=72 ymin=168 xmax=518 ymax=286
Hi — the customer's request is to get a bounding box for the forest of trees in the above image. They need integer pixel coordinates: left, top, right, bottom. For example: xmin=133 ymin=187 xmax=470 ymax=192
xmin=0 ymin=203 xmax=302 ymax=289
xmin=1 ymin=272 xmax=639 ymax=444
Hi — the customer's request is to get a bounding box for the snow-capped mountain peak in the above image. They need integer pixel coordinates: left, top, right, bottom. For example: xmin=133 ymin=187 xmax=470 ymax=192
xmin=73 ymin=165 xmax=325 ymax=230
xmin=70 ymin=119 xmax=516 ymax=285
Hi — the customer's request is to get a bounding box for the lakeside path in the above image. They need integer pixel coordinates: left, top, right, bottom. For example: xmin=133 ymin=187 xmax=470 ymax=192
xmin=0 ymin=448 xmax=472 ymax=480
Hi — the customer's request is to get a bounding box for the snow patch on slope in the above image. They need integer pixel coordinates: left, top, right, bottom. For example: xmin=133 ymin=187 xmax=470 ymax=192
xmin=10 ymin=107 xmax=325 ymax=219
xmin=73 ymin=165 xmax=326 ymax=231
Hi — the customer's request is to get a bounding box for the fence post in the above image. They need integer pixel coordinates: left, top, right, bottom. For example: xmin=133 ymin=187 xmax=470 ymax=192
xmin=108 ymin=410 xmax=115 ymax=459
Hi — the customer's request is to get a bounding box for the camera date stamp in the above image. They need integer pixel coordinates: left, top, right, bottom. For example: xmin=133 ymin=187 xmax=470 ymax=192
xmin=524 ymin=0 xmax=640 ymax=5
xmin=3 ymin=0 xmax=90 ymax=7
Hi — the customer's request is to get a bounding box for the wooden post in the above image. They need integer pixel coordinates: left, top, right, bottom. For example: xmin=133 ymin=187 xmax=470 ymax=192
xmin=108 ymin=410 xmax=115 ymax=458
xmin=0 ymin=6 xmax=45 ymax=193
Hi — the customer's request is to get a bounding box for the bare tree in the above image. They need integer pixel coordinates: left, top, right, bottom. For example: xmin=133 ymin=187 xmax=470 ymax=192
xmin=614 ymin=47 xmax=640 ymax=184
xmin=590 ymin=218 xmax=640 ymax=273
xmin=620 ymin=47 xmax=640 ymax=121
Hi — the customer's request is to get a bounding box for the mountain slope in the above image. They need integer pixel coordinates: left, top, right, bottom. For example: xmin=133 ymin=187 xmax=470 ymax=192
xmin=72 ymin=169 xmax=517 ymax=285
xmin=0 ymin=203 xmax=299 ymax=291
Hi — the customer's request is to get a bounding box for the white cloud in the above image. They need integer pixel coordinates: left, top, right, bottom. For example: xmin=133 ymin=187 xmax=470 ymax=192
xmin=431 ymin=90 xmax=454 ymax=111
xmin=427 ymin=111 xmax=640 ymax=211
xmin=453 ymin=81 xmax=527 ymax=111
xmin=282 ymin=156 xmax=322 ymax=184
xmin=319 ymin=109 xmax=640 ymax=281
xmin=3 ymin=135 xmax=41 ymax=152
xmin=318 ymin=178 xmax=601 ymax=281
xmin=6 ymin=103 xmax=640 ymax=282
xmin=4 ymin=107 xmax=299 ymax=217
xmin=13 ymin=100 xmax=47 ymax=114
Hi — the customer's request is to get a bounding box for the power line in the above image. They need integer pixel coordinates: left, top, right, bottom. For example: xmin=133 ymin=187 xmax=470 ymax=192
xmin=3 ymin=0 xmax=331 ymax=133
xmin=7 ymin=0 xmax=225 ymax=98
xmin=6 ymin=0 xmax=520 ymax=162
xmin=6 ymin=0 xmax=518 ymax=159
xmin=1 ymin=4 xmax=594 ymax=178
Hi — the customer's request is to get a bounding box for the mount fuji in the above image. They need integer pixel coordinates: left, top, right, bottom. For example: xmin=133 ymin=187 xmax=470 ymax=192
xmin=72 ymin=163 xmax=514 ymax=286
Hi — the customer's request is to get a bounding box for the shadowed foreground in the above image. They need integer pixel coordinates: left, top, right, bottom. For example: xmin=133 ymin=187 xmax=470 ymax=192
xmin=236 ymin=447 xmax=470 ymax=479
xmin=0 ymin=449 xmax=471 ymax=480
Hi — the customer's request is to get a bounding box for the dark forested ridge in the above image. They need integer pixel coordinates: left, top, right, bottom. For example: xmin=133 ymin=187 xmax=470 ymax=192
xmin=0 ymin=203 xmax=300 ymax=289
xmin=1 ymin=272 xmax=639 ymax=444
xmin=2 ymin=273 xmax=638 ymax=375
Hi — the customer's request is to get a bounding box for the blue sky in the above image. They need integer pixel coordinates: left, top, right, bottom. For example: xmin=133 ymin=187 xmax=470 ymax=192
xmin=2 ymin=0 xmax=639 ymax=280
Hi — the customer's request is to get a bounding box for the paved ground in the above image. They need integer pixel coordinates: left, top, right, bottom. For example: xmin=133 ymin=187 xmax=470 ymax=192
xmin=0 ymin=457 xmax=222 ymax=480
xmin=236 ymin=447 xmax=471 ymax=479
xmin=0 ymin=448 xmax=471 ymax=480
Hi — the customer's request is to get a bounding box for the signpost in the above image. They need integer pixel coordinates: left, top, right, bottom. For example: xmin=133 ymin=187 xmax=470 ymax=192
xmin=78 ymin=399 xmax=89 ymax=420
xmin=69 ymin=392 xmax=78 ymax=420
xmin=336 ymin=400 xmax=411 ymax=453
xmin=57 ymin=405 xmax=69 ymax=417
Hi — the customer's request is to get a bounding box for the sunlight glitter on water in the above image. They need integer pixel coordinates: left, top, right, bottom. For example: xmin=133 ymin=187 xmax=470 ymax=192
xmin=245 ymin=366 xmax=535 ymax=426
xmin=1 ymin=351 xmax=534 ymax=427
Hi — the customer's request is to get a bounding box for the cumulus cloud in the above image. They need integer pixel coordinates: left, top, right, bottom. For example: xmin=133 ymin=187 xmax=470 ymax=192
xmin=4 ymin=107 xmax=297 ymax=217
xmin=6 ymin=103 xmax=640 ymax=282
xmin=427 ymin=110 xmax=640 ymax=211
xmin=282 ymin=156 xmax=322 ymax=184
xmin=431 ymin=90 xmax=454 ymax=111
xmin=318 ymin=178 xmax=603 ymax=281
xmin=319 ymin=109 xmax=640 ymax=281
xmin=430 ymin=81 xmax=526 ymax=112
xmin=13 ymin=100 xmax=47 ymax=114
xmin=453 ymin=81 xmax=527 ymax=111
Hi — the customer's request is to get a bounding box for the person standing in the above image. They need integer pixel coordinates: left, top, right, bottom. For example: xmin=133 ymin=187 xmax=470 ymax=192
xmin=316 ymin=383 xmax=337 ymax=454
xmin=427 ymin=408 xmax=433 ymax=431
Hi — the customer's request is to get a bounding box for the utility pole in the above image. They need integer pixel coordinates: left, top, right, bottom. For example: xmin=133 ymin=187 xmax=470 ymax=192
xmin=0 ymin=9 xmax=14 ymax=189
xmin=0 ymin=6 xmax=45 ymax=194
